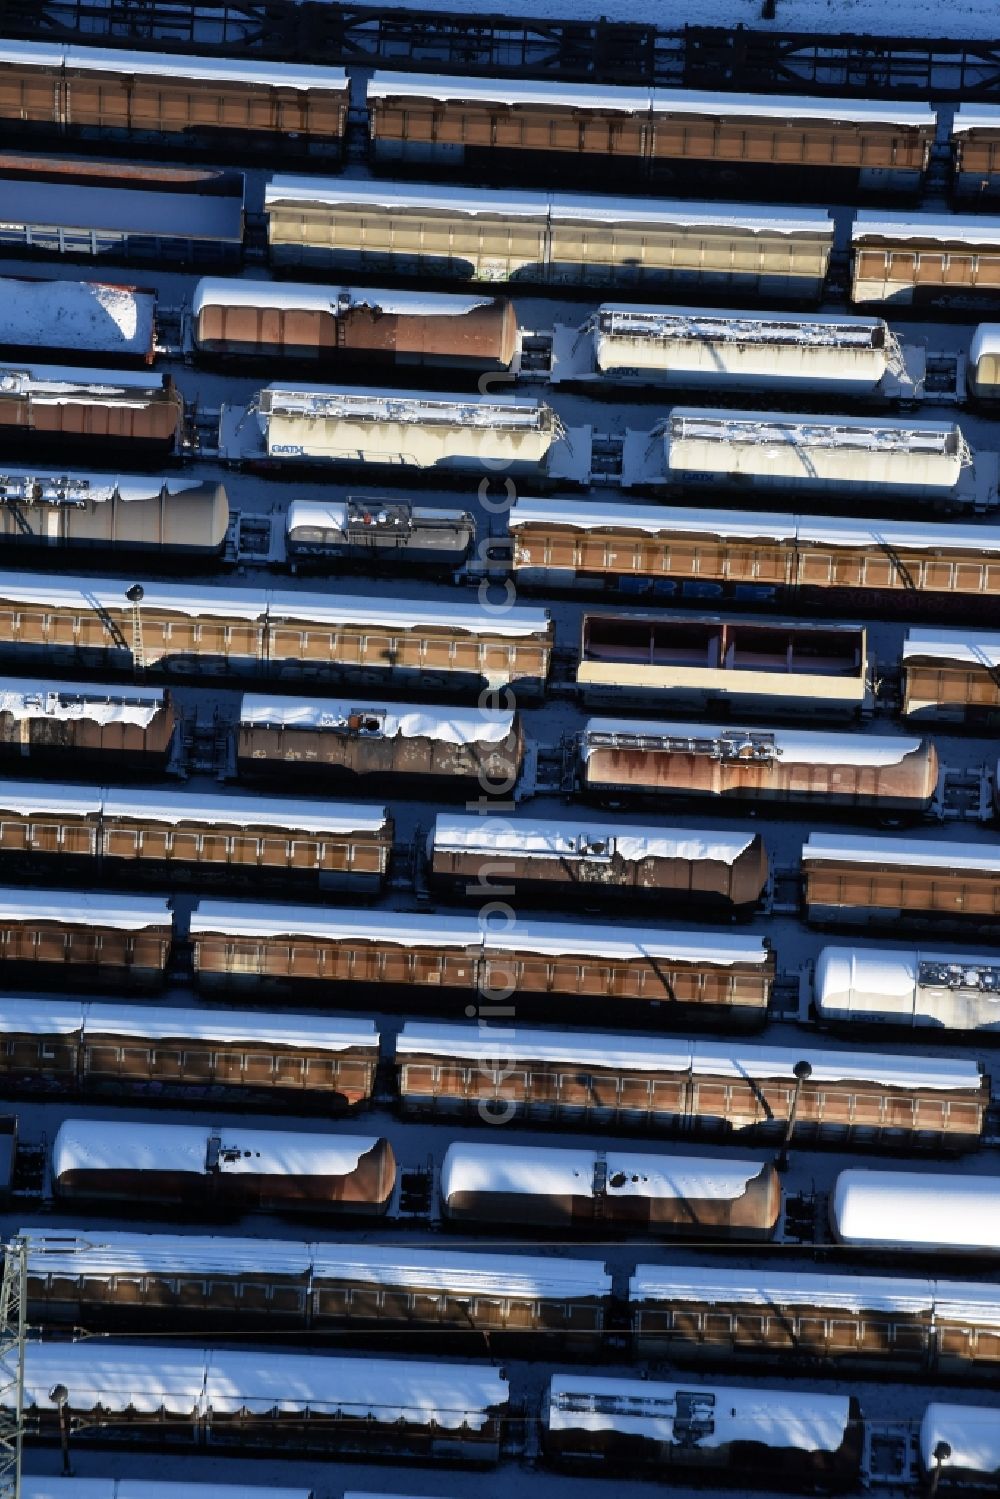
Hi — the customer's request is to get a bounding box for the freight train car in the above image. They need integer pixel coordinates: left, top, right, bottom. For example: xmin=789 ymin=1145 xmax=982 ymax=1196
xmin=919 ymin=1405 xmax=1000 ymax=1492
xmin=952 ymin=106 xmax=1000 ymax=196
xmin=396 ymin=1023 xmax=989 ymax=1150
xmin=0 ymin=678 xmax=175 ymax=774
xmin=550 ymin=305 xmax=918 ymax=399
xmin=511 ymin=499 xmax=1000 ymax=610
xmin=576 ymin=615 xmax=871 ymax=717
xmin=52 ymin=1118 xmax=396 ymax=1216
xmin=0 ymin=781 xmax=392 ymax=894
xmin=237 ymin=694 xmax=523 ymax=792
xmin=0 ymin=888 xmax=171 ymax=987
xmin=0 ymin=276 xmax=156 ymax=364
xmin=0 ymin=572 xmax=552 ymax=696
xmin=0 ymin=365 xmax=182 ymax=456
xmin=367 ymin=75 xmax=933 ymax=195
xmin=803 ymin=835 xmax=1000 ymax=934
xmin=226 ymin=384 xmax=587 ymax=483
xmin=0 ymin=156 xmax=244 ymax=264
xmin=193 ymin=278 xmax=516 ymax=370
xmin=190 ymin=902 xmax=774 ymax=1024
xmin=578 ymin=718 xmax=938 ymax=818
xmin=0 ymin=42 xmax=349 ymax=151
xmin=851 ymin=212 xmax=1000 ymax=305
xmin=630 ymin=1266 xmax=1000 ymax=1376
xmin=0 ymin=469 xmax=228 ymax=556
xmin=427 ymin=814 xmax=769 ymax=913
xmin=441 ymin=1142 xmax=781 ymax=1239
xmin=648 ymin=409 xmax=981 ymax=505
xmin=815 ymin=946 xmax=1000 ymax=1032
xmin=24 ymin=1229 xmax=612 ymax=1350
xmin=20 ymin=1483 xmax=310 ymax=1499
xmin=285 ymin=497 xmax=475 ymax=571
xmin=11 ymin=1343 xmax=508 ymax=1463
xmin=831 ymin=1170 xmax=1000 ymax=1255
xmin=543 ymin=1374 xmax=863 ymax=1489
xmin=902 ymin=629 xmax=1000 ymax=726
xmin=967 ymin=325 xmax=1000 ymax=402
xmin=263 ymin=177 xmax=834 ymax=299
xmin=0 ymin=1000 xmax=379 ymax=1110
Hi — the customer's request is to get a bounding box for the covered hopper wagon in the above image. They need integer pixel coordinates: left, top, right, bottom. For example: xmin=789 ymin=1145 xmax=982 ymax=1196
xmin=851 ymin=212 xmax=1000 ymax=305
xmin=637 ymin=407 xmax=986 ymax=507
xmin=0 ymin=41 xmax=349 ymax=152
xmin=237 ymin=693 xmax=523 ymax=792
xmin=263 ymin=176 xmax=833 ymax=300
xmin=0 ymin=468 xmax=228 ymax=556
xmin=51 ymin=1117 xmax=396 ymax=1216
xmin=367 ymin=72 xmax=934 ymax=196
xmin=0 ymin=275 xmax=156 ymax=364
xmin=427 ymin=813 xmax=769 ymax=914
xmin=578 ymin=717 xmax=938 ymax=819
xmin=0 ymin=780 xmax=392 ymax=894
xmin=189 ymin=900 xmax=774 ymax=1025
xmin=0 ymin=677 xmax=175 ymax=774
xmin=511 ymin=498 xmax=1000 ymax=612
xmin=0 ymin=571 xmax=552 ymax=696
xmin=24 ymin=1228 xmax=611 ymax=1351
xmin=193 ymin=278 xmax=516 ymax=370
xmin=0 ymin=364 xmax=183 ymax=456
xmin=0 ymin=888 xmax=171 ymax=987
xmin=902 ymin=629 xmax=1000 ymax=726
xmin=630 ymin=1265 xmax=1000 ymax=1378
xmin=543 ymin=1374 xmax=862 ymax=1489
xmin=396 ymin=1021 xmax=989 ymax=1150
xmin=551 ymin=305 xmax=920 ymax=400
xmin=0 ymin=999 xmax=379 ymax=1110
xmin=224 ymin=383 xmax=588 ymax=484
xmin=441 ymin=1141 xmax=781 ymax=1239
xmin=8 ymin=1343 xmax=508 ymax=1462
xmin=576 ymin=615 xmax=871 ymax=718
xmin=815 ymin=945 xmax=1000 ymax=1032
xmin=803 ymin=834 xmax=1000 ymax=935
xmin=967 ymin=324 xmax=1000 ymax=403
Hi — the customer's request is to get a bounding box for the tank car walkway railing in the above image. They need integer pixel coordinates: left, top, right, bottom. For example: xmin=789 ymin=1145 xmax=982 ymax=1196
xmin=7 ymin=0 xmax=1000 ymax=99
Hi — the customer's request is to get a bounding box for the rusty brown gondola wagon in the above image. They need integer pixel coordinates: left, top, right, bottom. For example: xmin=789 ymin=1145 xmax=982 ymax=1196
xmin=0 ymin=1000 xmax=379 ymax=1110
xmin=189 ymin=901 xmax=774 ymax=1025
xmin=0 ymin=364 xmax=182 ymax=455
xmin=803 ymin=834 xmax=1000 ymax=934
xmin=852 ymin=212 xmax=1000 ymax=305
xmin=902 ymin=629 xmax=1000 ymax=726
xmin=0 ymin=888 xmax=171 ymax=987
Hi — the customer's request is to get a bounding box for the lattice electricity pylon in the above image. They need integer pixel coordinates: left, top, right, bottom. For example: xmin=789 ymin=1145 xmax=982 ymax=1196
xmin=0 ymin=1237 xmax=27 ymax=1499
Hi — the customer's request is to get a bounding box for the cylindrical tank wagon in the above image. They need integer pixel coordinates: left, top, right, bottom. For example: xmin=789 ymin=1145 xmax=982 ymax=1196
xmin=0 ymin=677 xmax=175 ymax=774
xmin=441 ymin=1142 xmax=781 ymax=1239
xmin=919 ymin=1405 xmax=1000 ymax=1493
xmin=831 ymin=1170 xmax=1000 ymax=1255
xmin=579 ymin=718 xmax=938 ymax=819
xmin=543 ymin=1375 xmax=863 ymax=1489
xmin=0 ymin=468 xmax=228 ymax=556
xmin=237 ymin=694 xmax=524 ymax=793
xmin=52 ymin=1118 xmax=397 ymax=1216
xmin=194 ymin=278 xmax=517 ymax=370
xmin=815 ymin=946 xmax=1000 ymax=1032
xmin=968 ymin=324 xmax=1000 ymax=402
xmin=285 ymin=497 xmax=475 ymax=571
xmin=428 ymin=813 xmax=769 ymax=914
